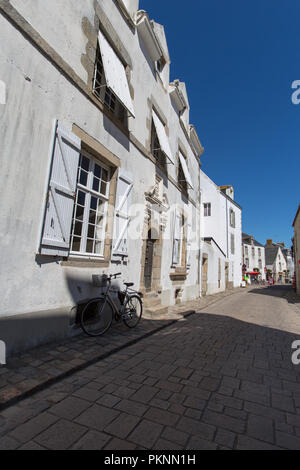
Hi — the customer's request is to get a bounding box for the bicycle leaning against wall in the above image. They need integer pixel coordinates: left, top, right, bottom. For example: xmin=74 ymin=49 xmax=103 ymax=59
xmin=80 ymin=273 xmax=143 ymax=337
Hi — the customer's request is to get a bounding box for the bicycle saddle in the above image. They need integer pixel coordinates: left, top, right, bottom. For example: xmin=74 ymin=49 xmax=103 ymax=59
xmin=124 ymin=282 xmax=134 ymax=287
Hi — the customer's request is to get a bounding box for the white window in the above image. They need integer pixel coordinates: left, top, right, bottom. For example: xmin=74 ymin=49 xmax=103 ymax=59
xmin=245 ymin=246 xmax=248 ymax=255
xmin=178 ymin=151 xmax=193 ymax=190
xmin=172 ymin=210 xmax=184 ymax=266
xmin=151 ymin=109 xmax=174 ymax=165
xmin=231 ymin=233 xmax=235 ymax=255
xmin=70 ymin=153 xmax=110 ymax=257
xmin=93 ymin=30 xmax=135 ymax=125
xmin=204 ymin=203 xmax=211 ymax=217
xmin=230 ymin=209 xmax=235 ymax=228
xmin=252 ymin=247 xmax=255 ymax=257
xmin=258 ymin=259 xmax=262 ymax=269
xmin=246 ymin=258 xmax=249 ymax=268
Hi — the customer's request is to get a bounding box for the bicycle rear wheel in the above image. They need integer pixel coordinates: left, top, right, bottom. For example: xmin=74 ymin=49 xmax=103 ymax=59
xmin=123 ymin=295 xmax=143 ymax=328
xmin=80 ymin=297 xmax=113 ymax=336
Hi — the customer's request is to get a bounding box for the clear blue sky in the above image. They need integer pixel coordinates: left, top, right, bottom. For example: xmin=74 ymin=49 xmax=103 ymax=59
xmin=140 ymin=0 xmax=300 ymax=248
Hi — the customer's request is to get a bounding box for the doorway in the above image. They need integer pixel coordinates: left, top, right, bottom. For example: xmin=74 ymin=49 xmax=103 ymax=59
xmin=202 ymin=256 xmax=208 ymax=296
xmin=225 ymin=262 xmax=229 ymax=289
xmin=144 ymin=229 xmax=156 ymax=292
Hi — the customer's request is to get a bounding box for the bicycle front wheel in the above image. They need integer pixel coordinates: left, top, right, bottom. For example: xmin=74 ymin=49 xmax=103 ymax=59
xmin=123 ymin=295 xmax=143 ymax=328
xmin=80 ymin=297 xmax=113 ymax=337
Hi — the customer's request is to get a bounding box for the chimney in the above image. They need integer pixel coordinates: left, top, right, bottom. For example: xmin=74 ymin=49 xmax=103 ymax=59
xmin=277 ymin=242 xmax=285 ymax=248
xmin=266 ymin=239 xmax=273 ymax=246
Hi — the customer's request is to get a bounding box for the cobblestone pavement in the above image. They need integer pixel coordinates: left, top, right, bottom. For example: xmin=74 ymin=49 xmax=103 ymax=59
xmin=1 ymin=285 xmax=300 ymax=450
xmin=0 ymin=288 xmax=240 ymax=409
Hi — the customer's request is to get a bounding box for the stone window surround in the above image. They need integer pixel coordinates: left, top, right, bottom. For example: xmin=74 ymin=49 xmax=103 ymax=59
xmin=170 ymin=208 xmax=188 ymax=282
xmin=62 ymin=124 xmax=120 ymax=268
xmin=177 ymin=146 xmax=189 ymax=194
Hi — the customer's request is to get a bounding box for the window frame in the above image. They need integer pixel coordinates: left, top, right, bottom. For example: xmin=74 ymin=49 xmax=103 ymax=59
xmin=229 ymin=209 xmax=236 ymax=228
xmin=70 ymin=149 xmax=111 ymax=259
xmin=151 ymin=119 xmax=167 ymax=171
xmin=93 ymin=43 xmax=128 ymax=127
xmin=204 ymin=203 xmax=211 ymax=217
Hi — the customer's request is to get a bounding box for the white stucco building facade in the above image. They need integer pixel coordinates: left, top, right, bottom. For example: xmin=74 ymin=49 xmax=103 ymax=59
xmin=242 ymin=233 xmax=266 ymax=281
xmin=200 ymin=173 xmax=242 ymax=296
xmin=265 ymin=245 xmax=287 ymax=282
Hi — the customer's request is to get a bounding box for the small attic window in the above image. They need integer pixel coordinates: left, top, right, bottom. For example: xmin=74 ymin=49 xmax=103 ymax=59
xmin=156 ymin=56 xmax=166 ymax=73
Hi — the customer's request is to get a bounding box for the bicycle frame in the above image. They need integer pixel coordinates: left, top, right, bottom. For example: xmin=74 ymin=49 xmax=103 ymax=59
xmin=102 ymin=279 xmax=128 ymax=318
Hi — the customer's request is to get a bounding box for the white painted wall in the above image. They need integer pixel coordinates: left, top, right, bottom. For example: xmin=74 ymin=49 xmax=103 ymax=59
xmin=243 ymin=243 xmax=266 ymax=280
xmin=200 ymin=171 xmax=242 ymax=294
xmin=0 ymin=0 xmax=202 ymax=352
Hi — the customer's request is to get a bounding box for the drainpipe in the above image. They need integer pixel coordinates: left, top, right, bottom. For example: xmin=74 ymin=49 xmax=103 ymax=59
xmin=199 ymin=177 xmax=202 ymax=297
xmin=226 ymin=196 xmax=229 ymax=258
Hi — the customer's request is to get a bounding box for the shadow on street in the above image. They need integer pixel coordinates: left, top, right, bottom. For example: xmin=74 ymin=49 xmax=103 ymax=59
xmin=247 ymin=285 xmax=300 ymax=305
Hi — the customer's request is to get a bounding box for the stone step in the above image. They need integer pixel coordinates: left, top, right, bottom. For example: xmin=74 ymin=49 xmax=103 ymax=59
xmin=143 ymin=297 xmax=161 ymax=308
xmin=144 ymin=304 xmax=169 ymax=317
xmin=143 ymin=291 xmax=159 ymax=299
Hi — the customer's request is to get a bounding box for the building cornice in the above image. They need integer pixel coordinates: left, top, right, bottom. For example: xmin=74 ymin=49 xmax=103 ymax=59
xmin=135 ymin=10 xmax=162 ymax=62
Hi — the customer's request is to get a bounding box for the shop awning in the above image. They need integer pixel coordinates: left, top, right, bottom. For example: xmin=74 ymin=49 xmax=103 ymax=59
xmin=179 ymin=151 xmax=193 ymax=189
xmin=152 ymin=109 xmax=174 ymax=164
xmin=98 ymin=30 xmax=135 ymax=118
xmin=247 ymin=271 xmax=260 ymax=275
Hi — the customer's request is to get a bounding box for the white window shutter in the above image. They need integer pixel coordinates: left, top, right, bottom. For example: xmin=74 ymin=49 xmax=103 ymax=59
xmin=186 ymin=221 xmax=192 ymax=267
xmin=40 ymin=121 xmax=81 ymax=257
xmin=112 ymin=172 xmax=133 ymax=257
xmin=172 ymin=210 xmax=181 ymax=266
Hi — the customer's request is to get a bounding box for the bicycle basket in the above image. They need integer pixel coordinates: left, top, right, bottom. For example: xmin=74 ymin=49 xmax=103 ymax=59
xmin=118 ymin=291 xmax=126 ymax=305
xmin=92 ymin=274 xmax=108 ymax=288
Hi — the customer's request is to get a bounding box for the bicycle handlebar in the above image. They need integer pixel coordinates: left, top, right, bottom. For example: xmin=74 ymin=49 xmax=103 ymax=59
xmin=108 ymin=273 xmax=122 ymax=280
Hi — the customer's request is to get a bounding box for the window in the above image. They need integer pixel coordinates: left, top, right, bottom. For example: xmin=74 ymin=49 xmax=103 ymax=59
xmin=156 ymin=57 xmax=166 ymax=74
xmin=70 ymin=153 xmax=110 ymax=257
xmin=172 ymin=211 xmax=185 ymax=266
xmin=245 ymin=246 xmax=248 ymax=255
xmin=229 ymin=209 xmax=235 ymax=228
xmin=151 ymin=121 xmax=167 ymax=170
xmin=204 ymin=203 xmax=211 ymax=217
xmin=231 ymin=233 xmax=235 ymax=255
xmin=258 ymin=248 xmax=261 ymax=257
xmin=251 ymin=247 xmax=255 ymax=257
xmin=178 ymin=159 xmax=188 ymax=193
xmin=258 ymin=259 xmax=262 ymax=269
xmin=93 ymin=45 xmax=127 ymax=126
xmin=93 ymin=32 xmax=132 ymax=128
xmin=178 ymin=151 xmax=193 ymax=191
xmin=245 ymin=258 xmax=249 ymax=268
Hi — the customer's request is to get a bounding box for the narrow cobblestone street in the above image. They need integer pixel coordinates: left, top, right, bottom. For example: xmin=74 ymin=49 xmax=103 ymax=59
xmin=1 ymin=285 xmax=300 ymax=450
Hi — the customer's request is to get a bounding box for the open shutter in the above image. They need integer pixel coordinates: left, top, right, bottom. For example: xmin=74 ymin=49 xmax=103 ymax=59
xmin=112 ymin=172 xmax=133 ymax=257
xmin=172 ymin=209 xmax=181 ymax=266
xmin=40 ymin=122 xmax=81 ymax=257
xmin=152 ymin=109 xmax=174 ymax=164
xmin=98 ymin=30 xmax=135 ymax=118
xmin=179 ymin=151 xmax=193 ymax=189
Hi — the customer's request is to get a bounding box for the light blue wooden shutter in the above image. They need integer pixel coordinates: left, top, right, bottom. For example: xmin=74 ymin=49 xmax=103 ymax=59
xmin=40 ymin=122 xmax=81 ymax=257
xmin=112 ymin=172 xmax=133 ymax=257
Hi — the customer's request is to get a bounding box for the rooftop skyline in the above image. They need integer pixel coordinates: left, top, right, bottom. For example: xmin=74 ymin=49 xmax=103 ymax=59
xmin=140 ymin=0 xmax=300 ymax=248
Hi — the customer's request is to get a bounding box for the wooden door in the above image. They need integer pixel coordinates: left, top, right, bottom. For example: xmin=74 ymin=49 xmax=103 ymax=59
xmin=202 ymin=257 xmax=208 ymax=296
xmin=225 ymin=262 xmax=229 ymax=289
xmin=144 ymin=229 xmax=155 ymax=291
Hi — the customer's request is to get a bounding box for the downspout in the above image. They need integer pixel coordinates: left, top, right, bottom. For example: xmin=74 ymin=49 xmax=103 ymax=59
xmin=199 ymin=171 xmax=202 ymax=297
xmin=226 ymin=196 xmax=229 ymax=258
